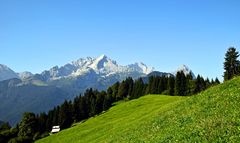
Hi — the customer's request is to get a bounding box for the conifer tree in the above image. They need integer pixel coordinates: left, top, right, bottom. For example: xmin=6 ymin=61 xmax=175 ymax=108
xmin=79 ymin=95 xmax=88 ymax=120
xmin=107 ymin=87 xmax=114 ymax=103
xmin=18 ymin=112 xmax=37 ymax=138
xmin=224 ymin=47 xmax=240 ymax=81
xmin=205 ymin=78 xmax=210 ymax=88
xmin=73 ymin=95 xmax=82 ymax=122
xmin=175 ymin=72 xmax=181 ymax=96
xmin=117 ymin=80 xmax=128 ymax=99
xmin=52 ymin=106 xmax=60 ymax=126
xmin=131 ymin=78 xmax=144 ymax=98
xmin=194 ymin=75 xmax=201 ymax=94
xmin=126 ymin=77 xmax=134 ymax=97
xmin=111 ymin=82 xmax=119 ymax=100
xmin=95 ymin=91 xmax=105 ymax=114
xmin=59 ymin=100 xmax=73 ymax=129
xmin=158 ymin=77 xmax=167 ymax=94
xmin=186 ymin=73 xmax=193 ymax=95
xmin=37 ymin=112 xmax=47 ymax=133
xmin=211 ymin=78 xmax=215 ymax=85
xmin=175 ymin=71 xmax=187 ymax=96
xmin=46 ymin=110 xmax=54 ymax=130
xmin=215 ymin=77 xmax=220 ymax=84
xmin=146 ymin=76 xmax=154 ymax=94
xmin=167 ymin=76 xmax=175 ymax=96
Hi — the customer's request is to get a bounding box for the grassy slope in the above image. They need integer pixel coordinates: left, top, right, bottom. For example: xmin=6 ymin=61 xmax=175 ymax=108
xmin=37 ymin=77 xmax=240 ymax=143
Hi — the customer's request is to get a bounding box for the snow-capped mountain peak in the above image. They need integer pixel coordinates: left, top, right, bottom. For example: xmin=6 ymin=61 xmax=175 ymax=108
xmin=89 ymin=54 xmax=114 ymax=70
xmin=137 ymin=62 xmax=154 ymax=74
xmin=174 ymin=64 xmax=195 ymax=78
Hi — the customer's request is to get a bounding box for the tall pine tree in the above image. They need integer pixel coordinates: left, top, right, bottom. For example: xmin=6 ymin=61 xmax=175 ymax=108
xmin=175 ymin=71 xmax=187 ymax=96
xmin=224 ymin=47 xmax=240 ymax=81
xmin=167 ymin=76 xmax=175 ymax=96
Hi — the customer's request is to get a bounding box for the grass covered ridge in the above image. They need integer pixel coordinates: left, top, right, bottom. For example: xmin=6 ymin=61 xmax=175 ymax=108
xmin=37 ymin=77 xmax=240 ymax=143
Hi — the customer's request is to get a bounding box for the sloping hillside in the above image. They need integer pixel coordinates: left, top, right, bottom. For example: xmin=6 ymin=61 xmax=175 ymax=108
xmin=37 ymin=77 xmax=240 ymax=143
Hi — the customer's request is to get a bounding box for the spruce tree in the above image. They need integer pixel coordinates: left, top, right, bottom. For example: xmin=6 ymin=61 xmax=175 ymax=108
xmin=194 ymin=75 xmax=201 ymax=94
xmin=175 ymin=72 xmax=181 ymax=95
xmin=107 ymin=87 xmax=114 ymax=103
xmin=117 ymin=80 xmax=128 ymax=99
xmin=146 ymin=76 xmax=154 ymax=94
xmin=211 ymin=78 xmax=215 ymax=85
xmin=175 ymin=71 xmax=187 ymax=96
xmin=158 ymin=77 xmax=167 ymax=94
xmin=215 ymin=77 xmax=220 ymax=84
xmin=18 ymin=112 xmax=37 ymax=138
xmin=96 ymin=91 xmax=105 ymax=114
xmin=37 ymin=112 xmax=47 ymax=133
xmin=52 ymin=106 xmax=60 ymax=126
xmin=224 ymin=47 xmax=240 ymax=81
xmin=59 ymin=100 xmax=73 ymax=129
xmin=79 ymin=96 xmax=88 ymax=120
xmin=167 ymin=76 xmax=175 ymax=96
xmin=126 ymin=77 xmax=134 ymax=97
xmin=46 ymin=110 xmax=54 ymax=130
xmin=73 ymin=96 xmax=81 ymax=122
xmin=186 ymin=73 xmax=193 ymax=95
xmin=205 ymin=78 xmax=210 ymax=88
xmin=181 ymin=72 xmax=187 ymax=96
xmin=131 ymin=78 xmax=144 ymax=99
xmin=111 ymin=82 xmax=119 ymax=100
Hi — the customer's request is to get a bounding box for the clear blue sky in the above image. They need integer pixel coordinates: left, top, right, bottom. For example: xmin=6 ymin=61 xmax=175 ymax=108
xmin=1 ymin=0 xmax=240 ymax=80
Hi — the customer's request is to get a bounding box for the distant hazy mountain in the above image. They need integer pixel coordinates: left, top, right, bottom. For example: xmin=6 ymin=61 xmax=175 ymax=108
xmin=0 ymin=78 xmax=69 ymax=125
xmin=0 ymin=64 xmax=19 ymax=81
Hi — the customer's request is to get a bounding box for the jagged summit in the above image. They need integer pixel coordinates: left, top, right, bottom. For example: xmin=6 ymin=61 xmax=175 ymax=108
xmin=18 ymin=71 xmax=33 ymax=79
xmin=0 ymin=64 xmax=19 ymax=81
xmin=89 ymin=55 xmax=117 ymax=71
xmin=39 ymin=55 xmax=154 ymax=81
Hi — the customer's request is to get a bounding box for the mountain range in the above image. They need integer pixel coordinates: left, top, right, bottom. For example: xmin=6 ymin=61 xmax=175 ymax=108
xmin=0 ymin=55 xmax=195 ymax=125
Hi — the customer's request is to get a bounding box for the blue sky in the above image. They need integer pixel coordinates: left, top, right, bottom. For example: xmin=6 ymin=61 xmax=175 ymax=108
xmin=1 ymin=0 xmax=240 ymax=80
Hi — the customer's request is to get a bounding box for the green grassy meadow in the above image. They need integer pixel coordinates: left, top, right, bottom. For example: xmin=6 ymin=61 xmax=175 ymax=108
xmin=37 ymin=77 xmax=240 ymax=143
